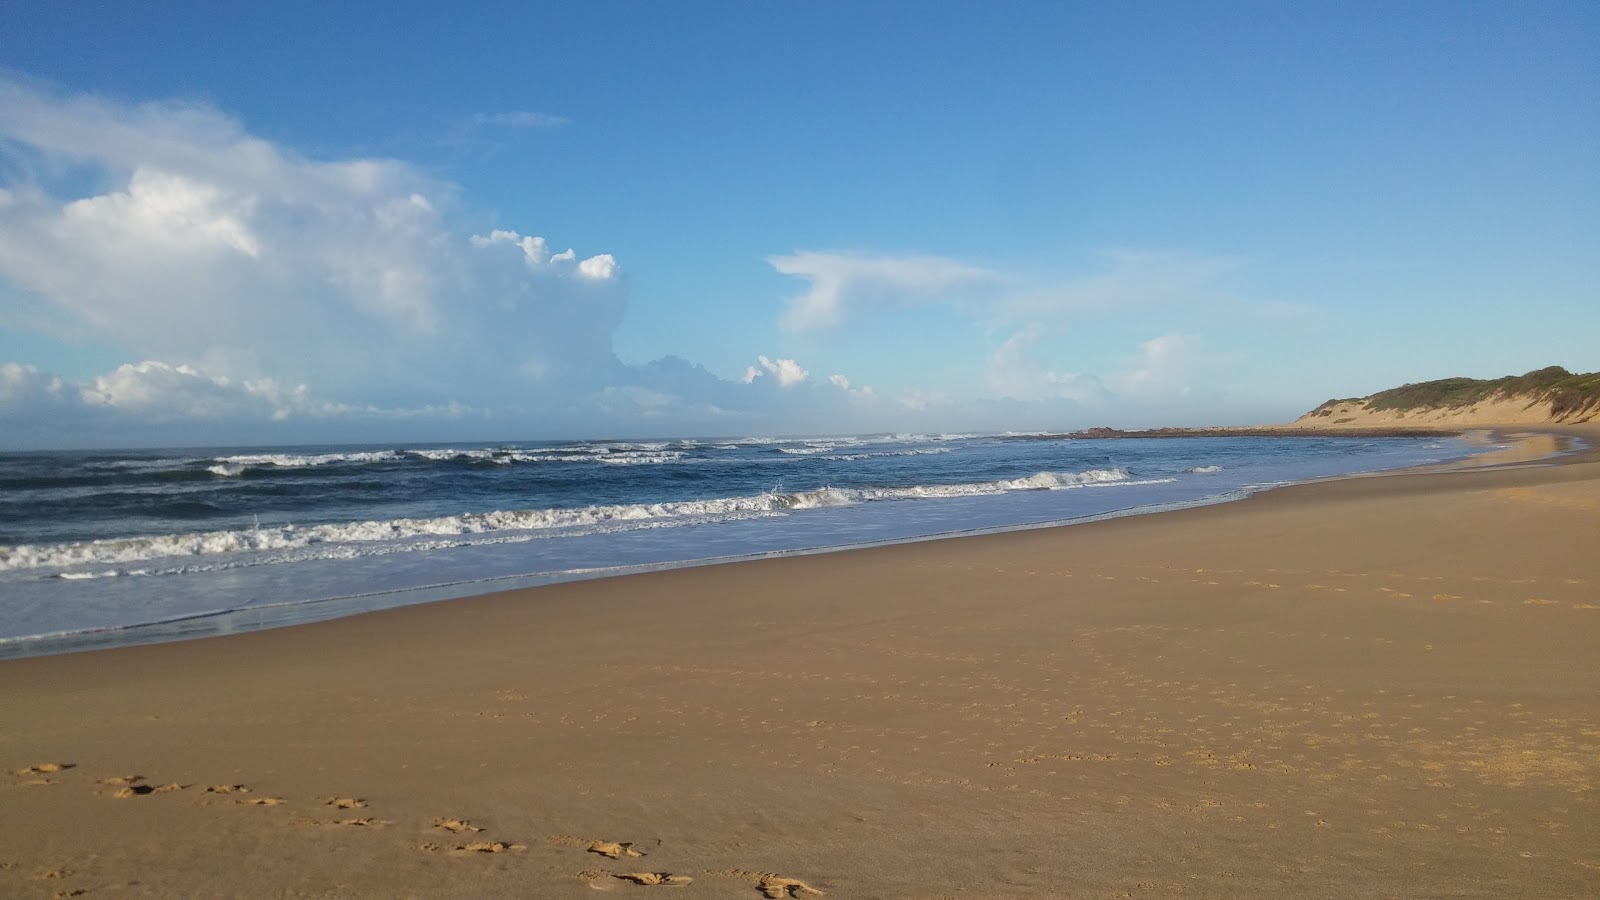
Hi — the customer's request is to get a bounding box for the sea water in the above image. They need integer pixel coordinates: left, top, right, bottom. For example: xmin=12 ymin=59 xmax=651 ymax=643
xmin=0 ymin=432 xmax=1482 ymax=657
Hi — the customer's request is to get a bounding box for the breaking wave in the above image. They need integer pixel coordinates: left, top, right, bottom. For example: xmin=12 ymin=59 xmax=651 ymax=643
xmin=1 ymin=467 xmax=1137 ymax=574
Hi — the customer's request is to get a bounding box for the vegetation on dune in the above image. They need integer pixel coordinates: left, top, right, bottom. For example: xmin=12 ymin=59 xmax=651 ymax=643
xmin=1306 ymin=367 xmax=1600 ymax=420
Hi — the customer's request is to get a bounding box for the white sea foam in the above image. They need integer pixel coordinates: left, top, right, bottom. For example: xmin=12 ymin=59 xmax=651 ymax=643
xmin=595 ymin=451 xmax=688 ymax=465
xmin=214 ymin=450 xmax=404 ymax=469
xmin=0 ymin=467 xmax=1138 ymax=574
xmin=405 ymin=447 xmax=496 ymax=462
xmin=818 ymin=447 xmax=953 ymax=462
xmin=1188 ymin=465 xmax=1223 ymax=474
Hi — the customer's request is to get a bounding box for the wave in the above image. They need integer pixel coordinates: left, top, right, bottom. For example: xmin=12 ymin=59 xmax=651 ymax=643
xmin=215 ymin=450 xmax=404 ymax=469
xmin=818 ymin=447 xmax=953 ymax=462
xmin=188 ymin=434 xmax=991 ymax=478
xmin=1187 ymin=465 xmax=1223 ymax=474
xmin=777 ymin=444 xmax=838 ymax=455
xmin=1 ymin=467 xmax=1135 ymax=574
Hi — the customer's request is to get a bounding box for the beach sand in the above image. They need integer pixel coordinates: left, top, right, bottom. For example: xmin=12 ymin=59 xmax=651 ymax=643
xmin=3 ymin=429 xmax=1599 ymax=899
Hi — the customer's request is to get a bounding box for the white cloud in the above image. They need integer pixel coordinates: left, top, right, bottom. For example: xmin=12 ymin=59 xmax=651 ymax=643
xmin=1105 ymin=333 xmax=1201 ymax=398
xmin=744 ymin=355 xmax=810 ymax=387
xmin=827 ymin=373 xmax=875 ymax=399
xmin=984 ymin=325 xmax=1107 ymax=404
xmin=577 ymin=253 xmax=618 ymax=280
xmin=0 ymin=80 xmax=1272 ymax=446
xmin=984 ymin=327 xmax=1203 ymax=406
xmin=0 ymin=362 xmax=75 ymax=414
xmin=769 ymin=248 xmax=1299 ymax=334
xmin=0 ymin=78 xmax=625 ymax=412
xmin=467 ymin=228 xmax=618 ymax=281
xmin=769 ymin=250 xmax=1010 ymax=331
xmin=1 ymin=359 xmax=493 ymax=434
xmin=82 ymin=360 xmax=309 ymax=421
xmin=65 ymin=168 xmax=261 ymax=258
xmin=470 ymin=228 xmax=550 ymax=265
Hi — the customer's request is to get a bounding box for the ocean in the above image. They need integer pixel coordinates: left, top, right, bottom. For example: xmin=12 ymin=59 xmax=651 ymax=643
xmin=0 ymin=432 xmax=1480 ymax=657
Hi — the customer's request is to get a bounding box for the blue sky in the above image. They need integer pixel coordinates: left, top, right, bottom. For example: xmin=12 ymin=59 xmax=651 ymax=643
xmin=1 ymin=1 xmax=1595 ymax=448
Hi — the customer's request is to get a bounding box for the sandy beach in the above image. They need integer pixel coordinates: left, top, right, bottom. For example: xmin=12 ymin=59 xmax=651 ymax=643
xmin=3 ymin=428 xmax=1599 ymax=899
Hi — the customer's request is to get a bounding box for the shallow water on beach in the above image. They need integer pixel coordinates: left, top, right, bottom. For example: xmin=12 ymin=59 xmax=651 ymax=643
xmin=0 ymin=432 xmax=1480 ymax=656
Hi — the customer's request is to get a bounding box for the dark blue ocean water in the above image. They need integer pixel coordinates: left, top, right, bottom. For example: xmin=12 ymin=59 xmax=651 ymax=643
xmin=0 ymin=432 xmax=1479 ymax=656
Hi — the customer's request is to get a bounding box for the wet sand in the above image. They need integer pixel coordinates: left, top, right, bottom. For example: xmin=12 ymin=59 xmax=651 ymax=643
xmin=3 ymin=428 xmax=1598 ymax=898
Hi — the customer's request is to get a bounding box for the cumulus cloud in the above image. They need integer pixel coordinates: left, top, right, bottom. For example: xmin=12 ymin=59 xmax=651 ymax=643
xmin=743 ymin=355 xmax=810 ymax=387
xmin=0 ymin=362 xmax=77 ymax=415
xmin=83 ymin=360 xmax=307 ymax=421
xmin=2 ymin=359 xmax=489 ymax=434
xmin=0 ymin=78 xmax=626 ymax=413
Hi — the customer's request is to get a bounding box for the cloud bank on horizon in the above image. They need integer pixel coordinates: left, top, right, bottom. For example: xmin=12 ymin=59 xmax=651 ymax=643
xmin=0 ymin=79 xmax=1258 ymax=447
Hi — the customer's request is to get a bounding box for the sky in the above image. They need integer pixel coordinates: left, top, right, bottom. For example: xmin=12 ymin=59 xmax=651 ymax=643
xmin=0 ymin=1 xmax=1595 ymax=448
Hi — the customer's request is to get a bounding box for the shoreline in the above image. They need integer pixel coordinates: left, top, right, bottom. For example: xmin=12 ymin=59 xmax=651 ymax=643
xmin=0 ymin=429 xmax=1517 ymax=661
xmin=2 ymin=425 xmax=1598 ymax=896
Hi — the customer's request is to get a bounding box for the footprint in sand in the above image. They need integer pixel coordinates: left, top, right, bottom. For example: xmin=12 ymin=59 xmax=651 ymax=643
xmin=759 ymin=875 xmax=824 ymax=898
xmin=454 ymin=841 xmax=524 ymax=854
xmin=588 ymin=840 xmax=645 ymax=859
xmin=302 ymin=817 xmax=388 ymax=827
xmin=102 ymin=776 xmax=183 ymax=798
xmin=614 ymin=872 xmax=692 ymax=886
xmin=12 ymin=763 xmax=73 ymax=777
xmin=325 ymin=797 xmax=366 ymax=809
xmin=125 ymin=783 xmax=183 ymax=797
xmin=237 ymin=797 xmax=285 ymax=806
xmin=205 ymin=784 xmax=251 ymax=795
xmin=433 ymin=817 xmax=484 ymax=834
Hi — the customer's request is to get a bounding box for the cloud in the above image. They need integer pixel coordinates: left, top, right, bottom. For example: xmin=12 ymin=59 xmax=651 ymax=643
xmin=983 ymin=325 xmax=1108 ymax=404
xmin=769 ymin=248 xmax=1301 ymax=334
xmin=0 ymin=79 xmax=1279 ymax=446
xmin=1105 ymin=333 xmax=1202 ymax=398
xmin=769 ymin=251 xmax=1010 ymax=331
xmin=898 ymin=389 xmax=948 ymax=412
xmin=2 ymin=358 xmax=496 ymax=431
xmin=0 ymin=78 xmax=626 ymax=413
xmin=743 ymin=355 xmax=810 ymax=387
xmin=827 ymin=374 xmax=875 ymax=399
xmin=0 ymin=362 xmax=78 ymax=417
xmin=83 ymin=360 xmax=309 ymax=421
xmin=983 ymin=327 xmax=1203 ymax=407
